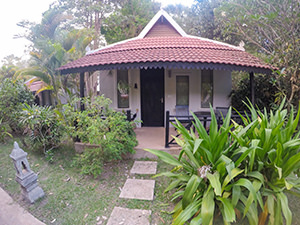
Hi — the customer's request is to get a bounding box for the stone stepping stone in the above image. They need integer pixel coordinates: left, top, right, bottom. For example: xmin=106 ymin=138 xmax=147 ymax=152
xmin=107 ymin=207 xmax=151 ymax=225
xmin=119 ymin=179 xmax=155 ymax=200
xmin=130 ymin=161 xmax=157 ymax=174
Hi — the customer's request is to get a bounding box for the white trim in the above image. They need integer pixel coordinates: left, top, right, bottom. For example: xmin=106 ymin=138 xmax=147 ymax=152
xmin=86 ymin=37 xmax=139 ymax=55
xmin=185 ymin=34 xmax=244 ymax=51
xmin=138 ymin=9 xmax=187 ymax=38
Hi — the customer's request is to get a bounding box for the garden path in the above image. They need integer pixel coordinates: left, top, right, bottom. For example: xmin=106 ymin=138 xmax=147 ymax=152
xmin=0 ymin=187 xmax=45 ymax=225
xmin=106 ymin=160 xmax=157 ymax=225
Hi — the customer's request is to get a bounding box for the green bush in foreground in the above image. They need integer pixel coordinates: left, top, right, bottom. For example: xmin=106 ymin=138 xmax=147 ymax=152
xmin=20 ymin=103 xmax=64 ymax=155
xmin=146 ymin=101 xmax=300 ymax=225
xmin=0 ymin=78 xmax=34 ymax=134
xmin=63 ymin=96 xmax=138 ymax=177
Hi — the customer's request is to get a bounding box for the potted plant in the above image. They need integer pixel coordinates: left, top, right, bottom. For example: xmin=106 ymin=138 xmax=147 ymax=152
xmin=117 ymin=80 xmax=129 ymax=98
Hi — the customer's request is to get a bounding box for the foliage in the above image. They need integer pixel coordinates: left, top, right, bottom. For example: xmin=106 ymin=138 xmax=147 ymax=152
xmin=217 ymin=0 xmax=300 ymax=107
xmin=0 ymin=118 xmax=12 ymax=143
xmin=20 ymin=103 xmax=64 ymax=155
xmin=0 ymin=78 xmax=34 ymax=133
xmin=190 ymin=0 xmax=228 ymax=40
xmin=62 ymin=95 xmax=137 ymax=177
xmin=230 ymin=73 xmax=277 ymax=111
xmin=103 ymin=0 xmax=160 ymax=44
xmin=146 ymin=102 xmax=300 ymax=225
xmin=16 ymin=6 xmax=94 ymax=106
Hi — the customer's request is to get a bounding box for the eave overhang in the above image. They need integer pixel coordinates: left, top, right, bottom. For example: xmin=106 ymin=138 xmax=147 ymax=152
xmin=59 ymin=61 xmax=272 ymax=75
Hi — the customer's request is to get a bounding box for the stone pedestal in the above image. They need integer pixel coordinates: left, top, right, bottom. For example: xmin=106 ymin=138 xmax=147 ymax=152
xmin=10 ymin=142 xmax=45 ymax=203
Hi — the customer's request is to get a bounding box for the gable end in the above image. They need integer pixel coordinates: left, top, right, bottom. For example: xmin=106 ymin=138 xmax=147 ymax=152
xmin=144 ymin=16 xmax=181 ymax=37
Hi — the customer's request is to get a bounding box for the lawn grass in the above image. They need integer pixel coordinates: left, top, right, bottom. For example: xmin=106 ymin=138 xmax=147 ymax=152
xmin=0 ymin=137 xmax=173 ymax=225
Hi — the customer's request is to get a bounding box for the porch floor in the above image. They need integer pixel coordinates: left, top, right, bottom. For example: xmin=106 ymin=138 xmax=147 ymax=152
xmin=132 ymin=127 xmax=181 ymax=159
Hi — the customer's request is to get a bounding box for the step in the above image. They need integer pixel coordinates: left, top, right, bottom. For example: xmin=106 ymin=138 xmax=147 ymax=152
xmin=107 ymin=207 xmax=151 ymax=225
xmin=130 ymin=161 xmax=157 ymax=175
xmin=119 ymin=179 xmax=155 ymax=201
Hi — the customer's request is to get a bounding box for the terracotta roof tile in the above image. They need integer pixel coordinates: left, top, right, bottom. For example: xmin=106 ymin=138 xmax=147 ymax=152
xmin=59 ymin=36 xmax=271 ymax=73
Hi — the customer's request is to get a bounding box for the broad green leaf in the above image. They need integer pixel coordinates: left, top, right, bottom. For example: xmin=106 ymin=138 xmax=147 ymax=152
xmin=247 ymin=171 xmax=264 ymax=184
xmin=193 ymin=139 xmax=203 ymax=154
xmin=222 ymin=168 xmax=244 ymax=190
xmin=190 ymin=213 xmax=202 ymax=225
xmin=209 ymin=105 xmax=218 ymax=141
xmin=192 ymin=113 xmax=209 ymax=141
xmin=267 ymin=194 xmax=275 ymax=225
xmin=234 ymin=178 xmax=257 ymax=216
xmin=217 ymin=197 xmax=236 ymax=222
xmin=144 ymin=149 xmax=181 ymax=166
xmin=154 ymin=172 xmax=189 ymax=181
xmin=173 ymin=199 xmax=202 ymax=225
xmin=164 ymin=179 xmax=182 ymax=193
xmin=201 ymin=187 xmax=215 ymax=225
xmin=182 ymin=175 xmax=202 ymax=209
xmin=275 ymin=165 xmax=282 ymax=179
xmin=277 ymin=192 xmax=292 ymax=225
xmin=283 ymin=151 xmax=300 ymax=177
xmin=232 ymin=185 xmax=241 ymax=207
xmin=284 ymin=179 xmax=293 ymax=190
xmin=207 ymin=172 xmax=222 ymax=196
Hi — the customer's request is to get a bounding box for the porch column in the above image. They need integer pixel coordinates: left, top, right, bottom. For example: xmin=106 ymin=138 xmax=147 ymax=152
xmin=249 ymin=72 xmax=255 ymax=105
xmin=80 ymin=72 xmax=85 ymax=111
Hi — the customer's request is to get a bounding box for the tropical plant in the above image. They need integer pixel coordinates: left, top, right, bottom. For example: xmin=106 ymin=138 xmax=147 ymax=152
xmin=0 ymin=118 xmax=12 ymax=143
xmin=20 ymin=103 xmax=64 ymax=155
xmin=232 ymin=100 xmax=300 ymax=225
xmin=146 ymin=102 xmax=300 ymax=224
xmin=0 ymin=78 xmax=34 ymax=134
xmin=62 ymin=95 xmax=138 ymax=177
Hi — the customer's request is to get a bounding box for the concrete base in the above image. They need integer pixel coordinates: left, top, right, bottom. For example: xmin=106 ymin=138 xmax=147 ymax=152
xmin=16 ymin=172 xmax=45 ymax=204
xmin=119 ymin=179 xmax=155 ymax=200
xmin=130 ymin=161 xmax=157 ymax=174
xmin=107 ymin=207 xmax=151 ymax=225
xmin=22 ymin=185 xmax=45 ymax=204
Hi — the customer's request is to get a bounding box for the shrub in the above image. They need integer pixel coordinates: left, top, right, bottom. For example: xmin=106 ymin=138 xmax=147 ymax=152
xmin=0 ymin=118 xmax=12 ymax=143
xmin=146 ymin=102 xmax=300 ymax=225
xmin=20 ymin=103 xmax=64 ymax=155
xmin=63 ymin=95 xmax=137 ymax=177
xmin=0 ymin=78 xmax=34 ymax=133
xmin=230 ymin=74 xmax=277 ymax=111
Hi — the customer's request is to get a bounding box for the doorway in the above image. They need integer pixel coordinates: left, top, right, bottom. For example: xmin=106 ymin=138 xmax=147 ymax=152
xmin=140 ymin=68 xmax=165 ymax=126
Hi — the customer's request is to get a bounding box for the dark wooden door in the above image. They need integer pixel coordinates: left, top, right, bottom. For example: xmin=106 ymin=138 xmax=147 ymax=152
xmin=141 ymin=68 xmax=164 ymax=126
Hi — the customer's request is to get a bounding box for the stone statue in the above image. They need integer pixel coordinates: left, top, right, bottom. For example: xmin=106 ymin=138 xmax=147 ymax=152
xmin=10 ymin=142 xmax=44 ymax=203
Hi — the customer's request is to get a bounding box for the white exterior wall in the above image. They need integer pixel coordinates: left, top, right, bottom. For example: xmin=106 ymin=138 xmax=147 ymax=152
xmin=99 ymin=68 xmax=232 ymax=127
xmin=213 ymin=70 xmax=232 ymax=108
xmin=165 ymin=69 xmax=232 ymax=114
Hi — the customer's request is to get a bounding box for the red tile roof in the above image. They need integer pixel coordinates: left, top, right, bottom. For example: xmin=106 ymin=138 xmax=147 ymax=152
xmin=59 ymin=36 xmax=271 ymax=74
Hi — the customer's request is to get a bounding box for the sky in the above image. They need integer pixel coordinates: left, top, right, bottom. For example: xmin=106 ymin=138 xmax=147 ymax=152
xmin=0 ymin=0 xmax=194 ymax=62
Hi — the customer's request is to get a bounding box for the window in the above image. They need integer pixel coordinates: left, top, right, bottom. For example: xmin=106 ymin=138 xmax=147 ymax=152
xmin=117 ymin=70 xmax=129 ymax=108
xmin=201 ymin=70 xmax=213 ymax=108
xmin=176 ymin=76 xmax=189 ymax=106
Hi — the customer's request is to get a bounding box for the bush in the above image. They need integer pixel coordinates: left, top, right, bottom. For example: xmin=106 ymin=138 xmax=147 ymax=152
xmin=20 ymin=103 xmax=64 ymax=155
xmin=0 ymin=118 xmax=12 ymax=143
xmin=146 ymin=102 xmax=300 ymax=225
xmin=63 ymin=95 xmax=138 ymax=177
xmin=0 ymin=78 xmax=34 ymax=133
xmin=230 ymin=74 xmax=277 ymax=111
